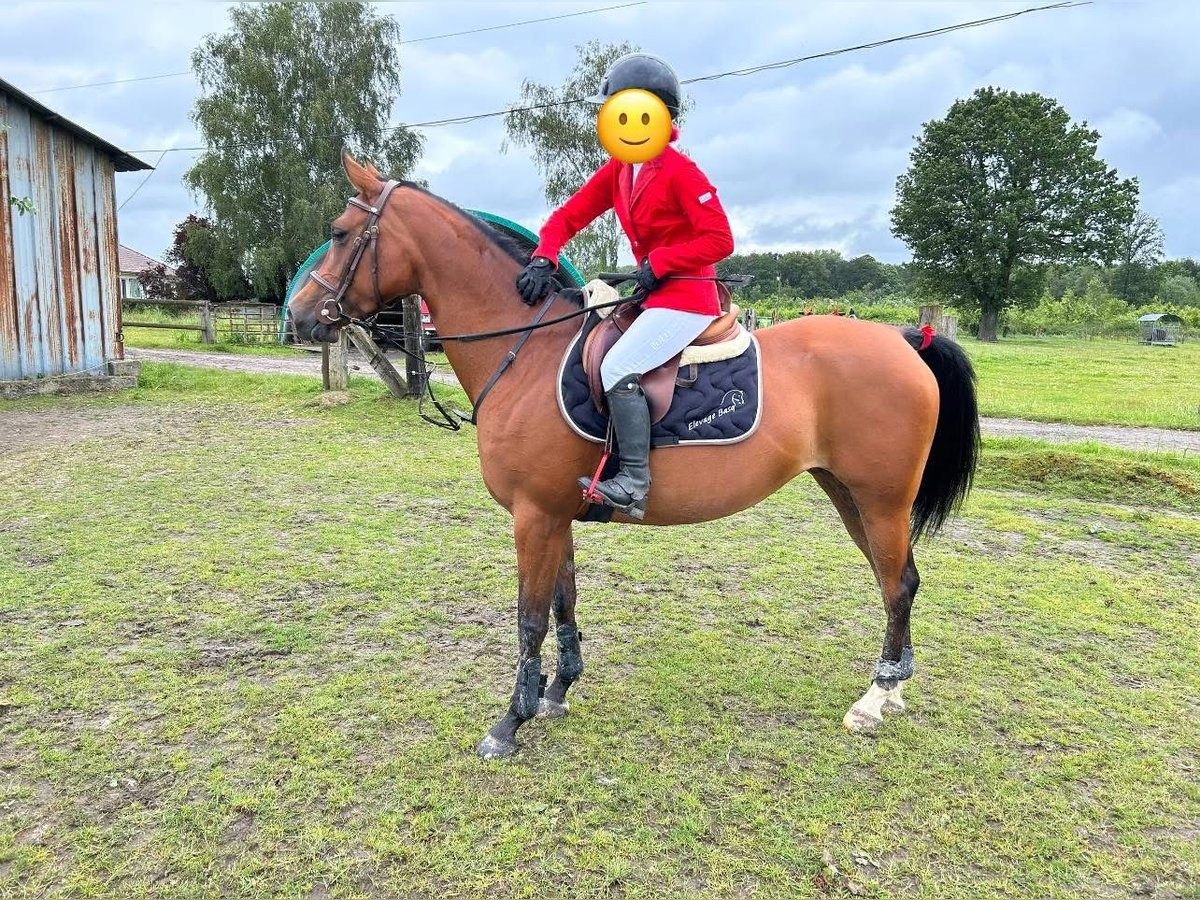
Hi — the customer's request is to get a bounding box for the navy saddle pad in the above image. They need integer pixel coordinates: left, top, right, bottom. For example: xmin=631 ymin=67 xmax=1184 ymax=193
xmin=556 ymin=313 xmax=763 ymax=447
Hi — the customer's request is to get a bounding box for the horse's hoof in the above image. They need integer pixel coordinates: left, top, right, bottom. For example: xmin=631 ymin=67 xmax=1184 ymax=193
xmin=881 ymin=694 xmax=906 ymax=714
xmin=476 ymin=734 xmax=517 ymax=759
xmin=843 ymin=706 xmax=883 ymax=734
xmin=537 ymin=698 xmax=569 ymax=719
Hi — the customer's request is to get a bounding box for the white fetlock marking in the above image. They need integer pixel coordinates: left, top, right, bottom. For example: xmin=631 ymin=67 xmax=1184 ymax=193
xmin=843 ymin=681 xmax=906 ymax=732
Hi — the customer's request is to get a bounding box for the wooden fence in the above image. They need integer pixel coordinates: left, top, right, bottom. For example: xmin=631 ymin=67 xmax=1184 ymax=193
xmin=122 ymin=298 xmax=283 ymax=345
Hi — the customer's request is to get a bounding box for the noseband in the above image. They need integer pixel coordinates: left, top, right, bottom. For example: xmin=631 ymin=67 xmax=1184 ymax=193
xmin=309 ymin=179 xmax=402 ymax=326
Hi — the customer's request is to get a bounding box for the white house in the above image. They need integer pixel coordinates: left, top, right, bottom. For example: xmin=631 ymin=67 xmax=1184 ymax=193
xmin=118 ymin=244 xmax=175 ymax=300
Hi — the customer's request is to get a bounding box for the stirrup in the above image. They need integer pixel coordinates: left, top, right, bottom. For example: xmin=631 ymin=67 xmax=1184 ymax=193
xmin=576 ymin=476 xmax=648 ymax=520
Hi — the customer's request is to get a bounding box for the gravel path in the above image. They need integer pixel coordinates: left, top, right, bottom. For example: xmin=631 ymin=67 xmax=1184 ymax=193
xmin=979 ymin=417 xmax=1199 ymax=454
xmin=126 ymin=348 xmax=1199 ymax=454
xmin=126 ymin=347 xmax=460 ymax=387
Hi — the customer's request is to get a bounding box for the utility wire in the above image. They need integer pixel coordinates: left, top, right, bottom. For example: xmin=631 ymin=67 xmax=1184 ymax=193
xmin=127 ymin=1 xmax=1089 ymax=156
xmin=681 ymin=1 xmax=1089 ymax=83
xmin=117 ymin=149 xmax=170 ymax=211
xmin=31 ymin=2 xmax=645 ymax=94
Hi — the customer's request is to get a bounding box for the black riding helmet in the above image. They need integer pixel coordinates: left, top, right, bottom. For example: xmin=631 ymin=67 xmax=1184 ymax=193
xmin=588 ymin=52 xmax=681 ymax=119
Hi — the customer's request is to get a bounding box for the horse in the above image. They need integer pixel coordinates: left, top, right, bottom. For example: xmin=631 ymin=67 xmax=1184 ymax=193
xmin=287 ymin=151 xmax=980 ymax=759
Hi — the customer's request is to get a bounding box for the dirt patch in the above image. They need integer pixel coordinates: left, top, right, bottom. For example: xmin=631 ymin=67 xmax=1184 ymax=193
xmin=0 ymin=404 xmax=195 ymax=455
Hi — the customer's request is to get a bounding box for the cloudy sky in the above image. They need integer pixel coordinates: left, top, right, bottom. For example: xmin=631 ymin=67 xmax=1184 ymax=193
xmin=3 ymin=1 xmax=1196 ymax=265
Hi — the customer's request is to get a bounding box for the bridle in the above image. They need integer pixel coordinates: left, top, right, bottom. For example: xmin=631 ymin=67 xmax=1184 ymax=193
xmin=308 ymin=179 xmax=402 ymax=328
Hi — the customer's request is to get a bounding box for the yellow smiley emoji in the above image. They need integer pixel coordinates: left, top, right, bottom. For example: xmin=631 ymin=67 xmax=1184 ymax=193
xmin=596 ymin=89 xmax=672 ymax=164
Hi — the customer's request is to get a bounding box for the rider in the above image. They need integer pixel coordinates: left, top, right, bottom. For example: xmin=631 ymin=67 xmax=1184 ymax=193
xmin=515 ymin=53 xmax=734 ymax=519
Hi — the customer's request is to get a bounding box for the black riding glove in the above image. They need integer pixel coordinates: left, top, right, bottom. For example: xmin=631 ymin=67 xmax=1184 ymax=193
xmin=634 ymin=257 xmax=662 ymax=294
xmin=516 ymin=257 xmax=556 ymax=305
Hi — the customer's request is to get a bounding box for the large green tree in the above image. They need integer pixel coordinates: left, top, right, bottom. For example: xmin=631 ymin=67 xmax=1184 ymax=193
xmin=891 ymin=87 xmax=1138 ymax=341
xmin=504 ymin=41 xmax=690 ymax=275
xmin=185 ymin=2 xmax=422 ymax=302
xmin=1109 ymin=211 xmax=1165 ymax=303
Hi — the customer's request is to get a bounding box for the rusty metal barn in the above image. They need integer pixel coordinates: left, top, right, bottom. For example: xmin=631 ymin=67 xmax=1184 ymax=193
xmin=0 ymin=77 xmax=149 ymax=397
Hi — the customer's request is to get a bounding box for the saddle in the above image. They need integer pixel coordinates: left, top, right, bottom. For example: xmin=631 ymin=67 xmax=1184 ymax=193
xmin=582 ymin=282 xmax=748 ymax=424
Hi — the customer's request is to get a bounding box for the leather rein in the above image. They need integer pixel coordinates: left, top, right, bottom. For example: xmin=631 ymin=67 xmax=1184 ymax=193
xmin=308 ymin=180 xmax=627 ymax=429
xmin=307 ymin=182 xmax=742 ymax=430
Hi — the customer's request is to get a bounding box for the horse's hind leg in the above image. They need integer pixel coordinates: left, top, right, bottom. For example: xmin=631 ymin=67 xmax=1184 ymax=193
xmin=843 ymin=504 xmax=920 ymax=733
xmin=540 ymin=529 xmax=583 ymax=719
xmin=815 ymin=469 xmax=920 ymax=731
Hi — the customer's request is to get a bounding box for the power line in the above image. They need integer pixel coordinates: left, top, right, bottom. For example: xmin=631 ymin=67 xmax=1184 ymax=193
xmin=35 ymin=71 xmax=191 ymax=95
xmin=30 ymin=2 xmax=645 ymax=95
xmin=126 ymin=1 xmax=1088 ymax=156
xmin=681 ymin=1 xmax=1089 ymax=83
xmin=400 ymin=1 xmax=644 ymax=44
xmin=118 ymin=149 xmax=170 ymax=211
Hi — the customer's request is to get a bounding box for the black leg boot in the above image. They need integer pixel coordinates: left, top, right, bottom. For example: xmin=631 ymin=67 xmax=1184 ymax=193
xmin=577 ymin=374 xmax=652 ymax=519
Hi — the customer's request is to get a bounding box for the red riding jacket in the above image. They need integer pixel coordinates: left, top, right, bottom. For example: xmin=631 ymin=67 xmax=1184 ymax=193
xmin=532 ymin=141 xmax=735 ymax=316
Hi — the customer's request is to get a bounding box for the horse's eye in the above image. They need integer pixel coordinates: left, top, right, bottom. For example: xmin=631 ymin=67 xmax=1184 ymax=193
xmin=331 ymin=227 xmax=349 ymax=243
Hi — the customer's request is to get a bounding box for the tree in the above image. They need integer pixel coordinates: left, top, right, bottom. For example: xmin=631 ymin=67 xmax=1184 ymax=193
xmin=779 ymin=251 xmax=836 ymax=298
xmin=1110 ymin=211 xmax=1165 ymax=303
xmin=1158 ymin=258 xmax=1200 ymax=283
xmin=1158 ymin=274 xmax=1200 ymax=308
xmin=833 ymin=254 xmax=887 ymax=294
xmin=185 ymin=2 xmax=422 ymax=303
xmin=504 ymin=41 xmax=690 ymax=275
xmin=891 ymin=88 xmax=1138 ymax=341
xmin=138 ymin=214 xmax=251 ymax=303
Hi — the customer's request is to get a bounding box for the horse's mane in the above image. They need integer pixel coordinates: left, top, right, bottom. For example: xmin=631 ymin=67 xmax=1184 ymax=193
xmin=391 ymin=180 xmax=530 ymax=267
xmin=378 ymin=176 xmax=583 ymax=306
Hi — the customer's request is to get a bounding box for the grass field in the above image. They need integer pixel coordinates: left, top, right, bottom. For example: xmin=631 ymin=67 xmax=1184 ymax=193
xmin=1 ymin=366 xmax=1197 ymax=899
xmin=961 ymin=336 xmax=1200 ymax=431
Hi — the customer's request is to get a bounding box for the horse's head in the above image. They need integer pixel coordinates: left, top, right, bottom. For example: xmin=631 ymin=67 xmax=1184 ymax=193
xmin=288 ymin=150 xmax=419 ymax=343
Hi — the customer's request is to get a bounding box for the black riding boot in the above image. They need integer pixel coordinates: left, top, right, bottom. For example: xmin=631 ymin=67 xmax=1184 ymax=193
xmin=577 ymin=374 xmax=652 ymax=520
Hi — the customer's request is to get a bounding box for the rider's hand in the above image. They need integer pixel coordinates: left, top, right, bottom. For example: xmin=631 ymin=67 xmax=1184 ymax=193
xmin=516 ymin=257 xmax=557 ymax=305
xmin=634 ymin=257 xmax=662 ymax=294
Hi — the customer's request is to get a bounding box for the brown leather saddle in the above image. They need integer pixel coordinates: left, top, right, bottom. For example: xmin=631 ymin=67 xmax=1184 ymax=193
xmin=582 ymin=283 xmax=744 ymax=424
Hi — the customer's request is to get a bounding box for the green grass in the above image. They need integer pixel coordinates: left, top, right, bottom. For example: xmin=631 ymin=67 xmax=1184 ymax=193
xmin=962 ymin=336 xmax=1200 ymax=430
xmin=1 ymin=364 xmax=1197 ymax=898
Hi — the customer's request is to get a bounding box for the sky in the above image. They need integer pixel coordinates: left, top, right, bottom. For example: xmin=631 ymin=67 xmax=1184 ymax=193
xmin=3 ymin=1 xmax=1197 ymax=266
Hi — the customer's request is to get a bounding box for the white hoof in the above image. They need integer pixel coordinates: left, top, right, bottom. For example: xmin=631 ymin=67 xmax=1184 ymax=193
xmin=843 ymin=706 xmax=883 ymax=733
xmin=537 ymin=698 xmax=569 ymax=719
xmin=843 ymin=680 xmax=906 ymax=734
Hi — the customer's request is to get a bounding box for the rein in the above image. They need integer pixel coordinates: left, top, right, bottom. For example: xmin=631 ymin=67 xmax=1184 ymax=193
xmin=308 ymin=180 xmax=748 ymax=429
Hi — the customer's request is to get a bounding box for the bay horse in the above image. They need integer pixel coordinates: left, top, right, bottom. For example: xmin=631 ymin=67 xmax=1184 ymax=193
xmin=288 ymin=152 xmax=980 ymax=759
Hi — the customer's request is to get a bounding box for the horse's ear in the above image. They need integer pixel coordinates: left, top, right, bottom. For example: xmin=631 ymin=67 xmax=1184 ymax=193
xmin=364 ymin=161 xmax=384 ymax=181
xmin=341 ymin=148 xmax=376 ymax=197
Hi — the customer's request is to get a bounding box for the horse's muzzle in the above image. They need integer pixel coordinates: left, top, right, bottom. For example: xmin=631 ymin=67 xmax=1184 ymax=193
xmin=309 ymin=321 xmax=342 ymax=343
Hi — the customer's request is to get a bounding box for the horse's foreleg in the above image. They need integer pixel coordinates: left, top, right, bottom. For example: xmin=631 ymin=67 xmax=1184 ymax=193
xmin=540 ymin=529 xmax=582 ymax=719
xmin=843 ymin=506 xmax=920 ymax=734
xmin=477 ymin=510 xmax=571 ymax=759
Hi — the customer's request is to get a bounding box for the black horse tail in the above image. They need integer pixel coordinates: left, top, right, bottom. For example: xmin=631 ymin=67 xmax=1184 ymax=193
xmin=902 ymin=327 xmax=981 ymax=540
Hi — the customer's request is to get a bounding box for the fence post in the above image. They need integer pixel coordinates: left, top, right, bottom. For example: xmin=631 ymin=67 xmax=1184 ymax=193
xmin=200 ymin=300 xmax=216 ymax=344
xmin=402 ymin=295 xmax=428 ymax=398
xmin=919 ymin=304 xmax=943 ymax=328
xmin=322 ymin=330 xmax=349 ymax=391
xmin=346 ymin=323 xmax=408 ymax=399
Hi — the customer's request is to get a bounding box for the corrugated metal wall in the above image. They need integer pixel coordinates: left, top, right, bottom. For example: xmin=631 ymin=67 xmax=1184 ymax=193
xmin=1 ymin=88 xmax=122 ymax=381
